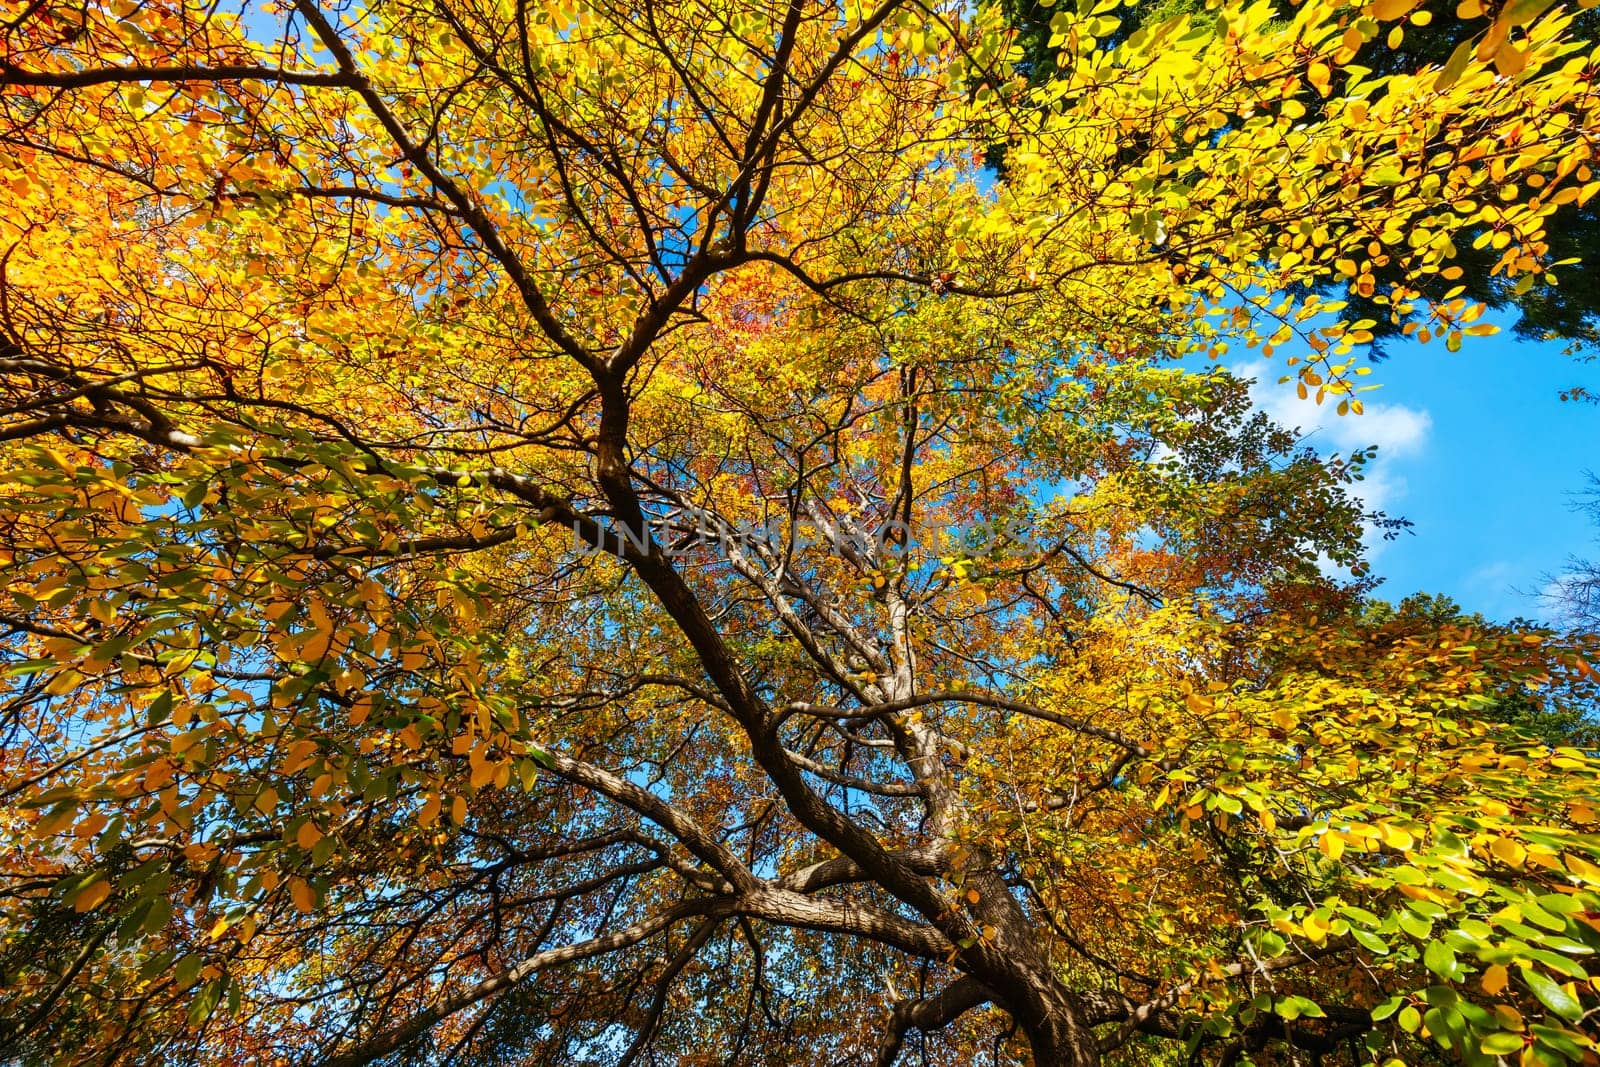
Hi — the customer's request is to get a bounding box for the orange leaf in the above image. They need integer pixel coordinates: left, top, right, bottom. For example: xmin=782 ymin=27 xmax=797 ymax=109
xmin=418 ymin=793 xmax=441 ymax=828
xmin=73 ymin=879 xmax=112 ymax=913
xmin=289 ymin=877 xmax=316 ymax=913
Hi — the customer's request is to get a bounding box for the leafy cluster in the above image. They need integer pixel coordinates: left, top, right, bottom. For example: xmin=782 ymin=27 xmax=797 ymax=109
xmin=1 ymin=0 xmax=1598 ymax=1065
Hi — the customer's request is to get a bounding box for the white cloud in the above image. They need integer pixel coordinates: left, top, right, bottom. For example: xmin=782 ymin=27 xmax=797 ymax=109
xmin=1230 ymin=359 xmax=1433 ymax=552
xmin=1465 ymin=560 xmax=1521 ymax=617
xmin=1538 ymin=571 xmax=1598 ymax=627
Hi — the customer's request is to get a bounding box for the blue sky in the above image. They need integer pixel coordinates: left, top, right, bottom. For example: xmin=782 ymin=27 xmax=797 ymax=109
xmin=1230 ymin=315 xmax=1596 ymax=625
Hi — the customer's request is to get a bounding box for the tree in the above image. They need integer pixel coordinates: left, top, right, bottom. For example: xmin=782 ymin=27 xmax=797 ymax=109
xmin=1549 ymin=475 xmax=1600 ymax=625
xmin=996 ymin=0 xmax=1600 ymax=352
xmin=2 ymin=1 xmax=1599 ymax=1065
xmin=1354 ymin=594 xmax=1598 ymax=745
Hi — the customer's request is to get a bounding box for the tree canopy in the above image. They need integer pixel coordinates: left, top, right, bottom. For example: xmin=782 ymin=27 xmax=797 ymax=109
xmin=998 ymin=0 xmax=1600 ymax=351
xmin=1 ymin=1 xmax=1599 ymax=1065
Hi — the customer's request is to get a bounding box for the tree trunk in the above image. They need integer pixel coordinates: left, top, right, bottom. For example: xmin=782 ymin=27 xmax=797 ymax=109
xmin=1021 ymin=1009 xmax=1101 ymax=1067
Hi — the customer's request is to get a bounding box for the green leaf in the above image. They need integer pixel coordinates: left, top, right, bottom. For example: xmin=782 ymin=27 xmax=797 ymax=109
xmin=1481 ymin=1032 xmax=1524 ymax=1055
xmin=1371 ymin=995 xmax=1404 ymax=1021
xmin=1399 ymin=910 xmax=1433 ymax=939
xmin=1528 ymin=1024 xmax=1589 ymax=1061
xmin=1504 ymin=0 xmax=1558 ymax=25
xmin=1352 ymin=928 xmax=1390 ymax=954
xmin=1256 ymin=930 xmax=1287 ymax=957
xmin=147 ymin=691 xmax=174 ymax=727
xmin=1519 ymin=899 xmax=1567 ymax=933
xmin=138 ymin=949 xmax=175 ymax=982
xmin=1520 ymin=967 xmax=1583 ymax=1022
xmin=187 ymin=977 xmax=225 ymax=1025
xmin=174 ymin=952 xmax=203 ymax=991
xmin=141 ymin=893 xmax=173 ymax=936
xmin=1424 ymin=938 xmax=1458 ymax=979
xmin=1435 ymin=38 xmax=1475 ymax=92
xmin=1276 ymin=995 xmax=1325 ymax=1020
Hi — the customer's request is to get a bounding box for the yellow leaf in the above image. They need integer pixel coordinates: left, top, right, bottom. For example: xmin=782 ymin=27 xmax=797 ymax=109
xmin=296 ymin=821 xmax=323 ymax=849
xmin=1370 ymin=0 xmax=1419 ymax=19
xmin=1482 ymin=963 xmax=1509 ymax=995
xmin=254 ymin=787 xmax=279 ymax=815
xmin=451 ymin=795 xmax=468 ymax=826
xmin=418 ymin=793 xmax=441 ymax=828
xmin=1379 ymin=822 xmax=1414 ymax=850
xmin=1489 ymin=837 xmax=1527 ymax=868
xmin=1494 ymin=41 xmax=1527 ymax=77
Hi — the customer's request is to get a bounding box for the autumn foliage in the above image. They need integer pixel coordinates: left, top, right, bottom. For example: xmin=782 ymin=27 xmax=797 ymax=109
xmin=2 ymin=0 xmax=1599 ymax=1064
